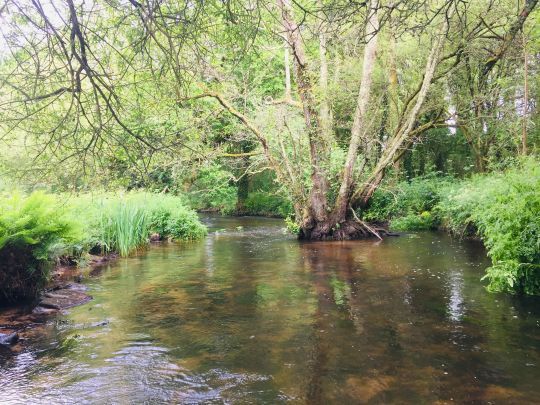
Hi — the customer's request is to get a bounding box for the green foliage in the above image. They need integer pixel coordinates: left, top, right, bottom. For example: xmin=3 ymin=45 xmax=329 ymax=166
xmin=98 ymin=201 xmax=150 ymax=257
xmin=0 ymin=192 xmax=81 ymax=301
xmin=71 ymin=192 xmax=207 ymax=256
xmin=391 ymin=211 xmax=435 ymax=231
xmin=147 ymin=196 xmax=207 ymax=240
xmin=243 ymin=192 xmax=293 ymax=217
xmin=438 ymin=158 xmax=540 ymax=294
xmin=0 ymin=190 xmax=206 ymax=301
xmin=188 ymin=164 xmax=237 ymax=214
xmin=364 ymin=159 xmax=540 ymax=295
xmin=364 ymin=175 xmax=454 ymax=230
xmin=401 ymin=128 xmax=475 ymax=178
xmin=284 ymin=215 xmax=300 ymax=235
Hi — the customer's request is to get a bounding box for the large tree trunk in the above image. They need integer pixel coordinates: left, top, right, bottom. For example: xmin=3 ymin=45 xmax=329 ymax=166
xmin=318 ymin=13 xmax=333 ymax=142
xmin=332 ymin=0 xmax=379 ymax=223
xmin=277 ymin=0 xmax=330 ymax=232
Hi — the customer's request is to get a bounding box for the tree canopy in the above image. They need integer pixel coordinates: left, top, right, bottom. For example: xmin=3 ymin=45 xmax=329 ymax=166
xmin=0 ymin=0 xmax=538 ymax=239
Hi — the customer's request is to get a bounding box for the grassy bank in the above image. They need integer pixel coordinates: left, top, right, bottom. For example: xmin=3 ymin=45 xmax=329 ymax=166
xmin=68 ymin=192 xmax=206 ymax=256
xmin=0 ymin=192 xmax=206 ymax=302
xmin=363 ymin=158 xmax=540 ymax=295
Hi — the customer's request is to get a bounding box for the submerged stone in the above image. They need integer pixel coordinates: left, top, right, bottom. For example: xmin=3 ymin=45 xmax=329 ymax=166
xmin=0 ymin=332 xmax=19 ymax=346
xmin=38 ymin=288 xmax=92 ymax=311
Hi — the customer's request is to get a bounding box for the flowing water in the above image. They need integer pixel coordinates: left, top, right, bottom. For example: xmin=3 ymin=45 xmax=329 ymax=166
xmin=1 ymin=215 xmax=540 ymax=404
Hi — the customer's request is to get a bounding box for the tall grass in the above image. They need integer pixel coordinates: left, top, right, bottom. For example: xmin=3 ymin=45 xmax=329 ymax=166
xmin=100 ymin=202 xmax=150 ymax=257
xmin=70 ymin=192 xmax=206 ymax=257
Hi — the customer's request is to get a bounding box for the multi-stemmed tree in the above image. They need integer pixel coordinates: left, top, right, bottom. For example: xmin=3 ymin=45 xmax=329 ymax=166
xmin=0 ymin=0 xmax=537 ymax=238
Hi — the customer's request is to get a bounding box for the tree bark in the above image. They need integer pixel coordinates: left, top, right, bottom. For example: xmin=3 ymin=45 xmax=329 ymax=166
xmin=277 ymin=0 xmax=330 ymax=232
xmin=318 ymin=16 xmax=333 ymax=142
xmin=333 ymin=0 xmax=379 ymax=222
xmin=284 ymin=40 xmax=292 ymax=101
xmin=522 ymin=30 xmax=528 ymax=155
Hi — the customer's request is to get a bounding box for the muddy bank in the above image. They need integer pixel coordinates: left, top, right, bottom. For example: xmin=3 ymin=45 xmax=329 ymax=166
xmin=0 ymin=253 xmax=117 ymax=351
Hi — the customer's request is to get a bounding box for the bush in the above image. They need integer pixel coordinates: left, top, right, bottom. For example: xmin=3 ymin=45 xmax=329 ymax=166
xmin=187 ymin=165 xmax=237 ymax=214
xmin=364 ymin=175 xmax=454 ymax=230
xmin=437 ymin=159 xmax=540 ymax=294
xmin=147 ymin=195 xmax=207 ymax=240
xmin=390 ymin=211 xmax=435 ymax=231
xmin=0 ymin=192 xmax=81 ymax=301
xmin=243 ymin=192 xmax=293 ymax=217
xmin=70 ymin=192 xmax=207 ymax=256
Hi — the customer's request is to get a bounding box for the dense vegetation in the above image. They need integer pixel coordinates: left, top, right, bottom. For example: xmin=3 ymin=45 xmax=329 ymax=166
xmin=0 ymin=193 xmax=81 ymax=301
xmin=0 ymin=192 xmax=205 ymax=301
xmin=363 ymin=158 xmax=540 ymax=294
xmin=0 ymin=0 xmax=538 ymax=295
xmin=438 ymin=160 xmax=540 ymax=295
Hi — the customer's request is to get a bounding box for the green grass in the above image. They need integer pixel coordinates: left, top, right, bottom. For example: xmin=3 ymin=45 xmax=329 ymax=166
xmin=69 ymin=192 xmax=207 ymax=256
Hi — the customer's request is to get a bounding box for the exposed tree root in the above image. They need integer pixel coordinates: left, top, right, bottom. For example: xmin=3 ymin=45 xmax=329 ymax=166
xmin=298 ymin=212 xmax=396 ymax=241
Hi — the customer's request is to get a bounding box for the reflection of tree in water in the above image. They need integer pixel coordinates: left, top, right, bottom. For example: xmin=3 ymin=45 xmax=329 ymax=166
xmin=297 ymin=236 xmax=536 ymax=403
xmin=25 ymin=224 xmax=540 ymax=403
xmin=300 ymin=241 xmax=410 ymax=403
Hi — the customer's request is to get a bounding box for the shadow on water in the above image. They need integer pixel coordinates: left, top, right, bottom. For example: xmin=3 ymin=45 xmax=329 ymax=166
xmin=1 ymin=214 xmax=540 ymax=403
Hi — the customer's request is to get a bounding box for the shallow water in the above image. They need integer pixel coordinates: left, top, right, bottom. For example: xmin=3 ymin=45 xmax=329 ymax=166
xmin=1 ymin=215 xmax=540 ymax=403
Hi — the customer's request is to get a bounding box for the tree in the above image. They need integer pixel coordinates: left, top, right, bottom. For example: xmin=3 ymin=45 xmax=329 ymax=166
xmin=0 ymin=0 xmax=537 ymax=239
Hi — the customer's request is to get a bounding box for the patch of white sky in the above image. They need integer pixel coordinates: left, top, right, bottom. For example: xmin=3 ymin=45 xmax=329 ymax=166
xmin=0 ymin=0 xmax=67 ymax=59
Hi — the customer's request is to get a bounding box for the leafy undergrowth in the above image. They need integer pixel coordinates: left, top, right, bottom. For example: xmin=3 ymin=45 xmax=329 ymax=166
xmin=364 ymin=174 xmax=455 ymax=231
xmin=0 ymin=192 xmax=81 ymax=301
xmin=242 ymin=192 xmax=293 ymax=217
xmin=437 ymin=159 xmax=540 ymax=295
xmin=364 ymin=158 xmax=540 ymax=295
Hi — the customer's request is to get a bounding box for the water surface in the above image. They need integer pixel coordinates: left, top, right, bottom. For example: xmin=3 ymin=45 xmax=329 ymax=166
xmin=1 ymin=215 xmax=540 ymax=403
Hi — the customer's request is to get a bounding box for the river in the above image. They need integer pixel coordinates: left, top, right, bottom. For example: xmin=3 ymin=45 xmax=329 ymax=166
xmin=1 ymin=215 xmax=540 ymax=403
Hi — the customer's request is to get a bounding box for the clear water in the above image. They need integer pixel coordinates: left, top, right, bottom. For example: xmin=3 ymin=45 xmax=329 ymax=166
xmin=1 ymin=215 xmax=540 ymax=403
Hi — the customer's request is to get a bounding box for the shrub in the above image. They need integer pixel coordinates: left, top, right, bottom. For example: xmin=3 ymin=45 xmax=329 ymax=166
xmin=0 ymin=192 xmax=81 ymax=301
xmin=390 ymin=211 xmax=435 ymax=231
xmin=147 ymin=195 xmax=207 ymax=240
xmin=437 ymin=158 xmax=540 ymax=294
xmin=364 ymin=175 xmax=454 ymax=230
xmin=243 ymin=192 xmax=293 ymax=217
xmin=70 ymin=192 xmax=207 ymax=256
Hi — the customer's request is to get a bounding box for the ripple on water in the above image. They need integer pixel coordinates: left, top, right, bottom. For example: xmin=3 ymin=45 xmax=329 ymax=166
xmin=1 ymin=216 xmax=540 ymax=403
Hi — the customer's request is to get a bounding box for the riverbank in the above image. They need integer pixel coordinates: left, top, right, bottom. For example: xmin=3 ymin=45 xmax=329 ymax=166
xmin=362 ymin=158 xmax=540 ymax=295
xmin=0 ymin=251 xmax=122 ymax=350
xmin=0 ymin=191 xmax=206 ymax=307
